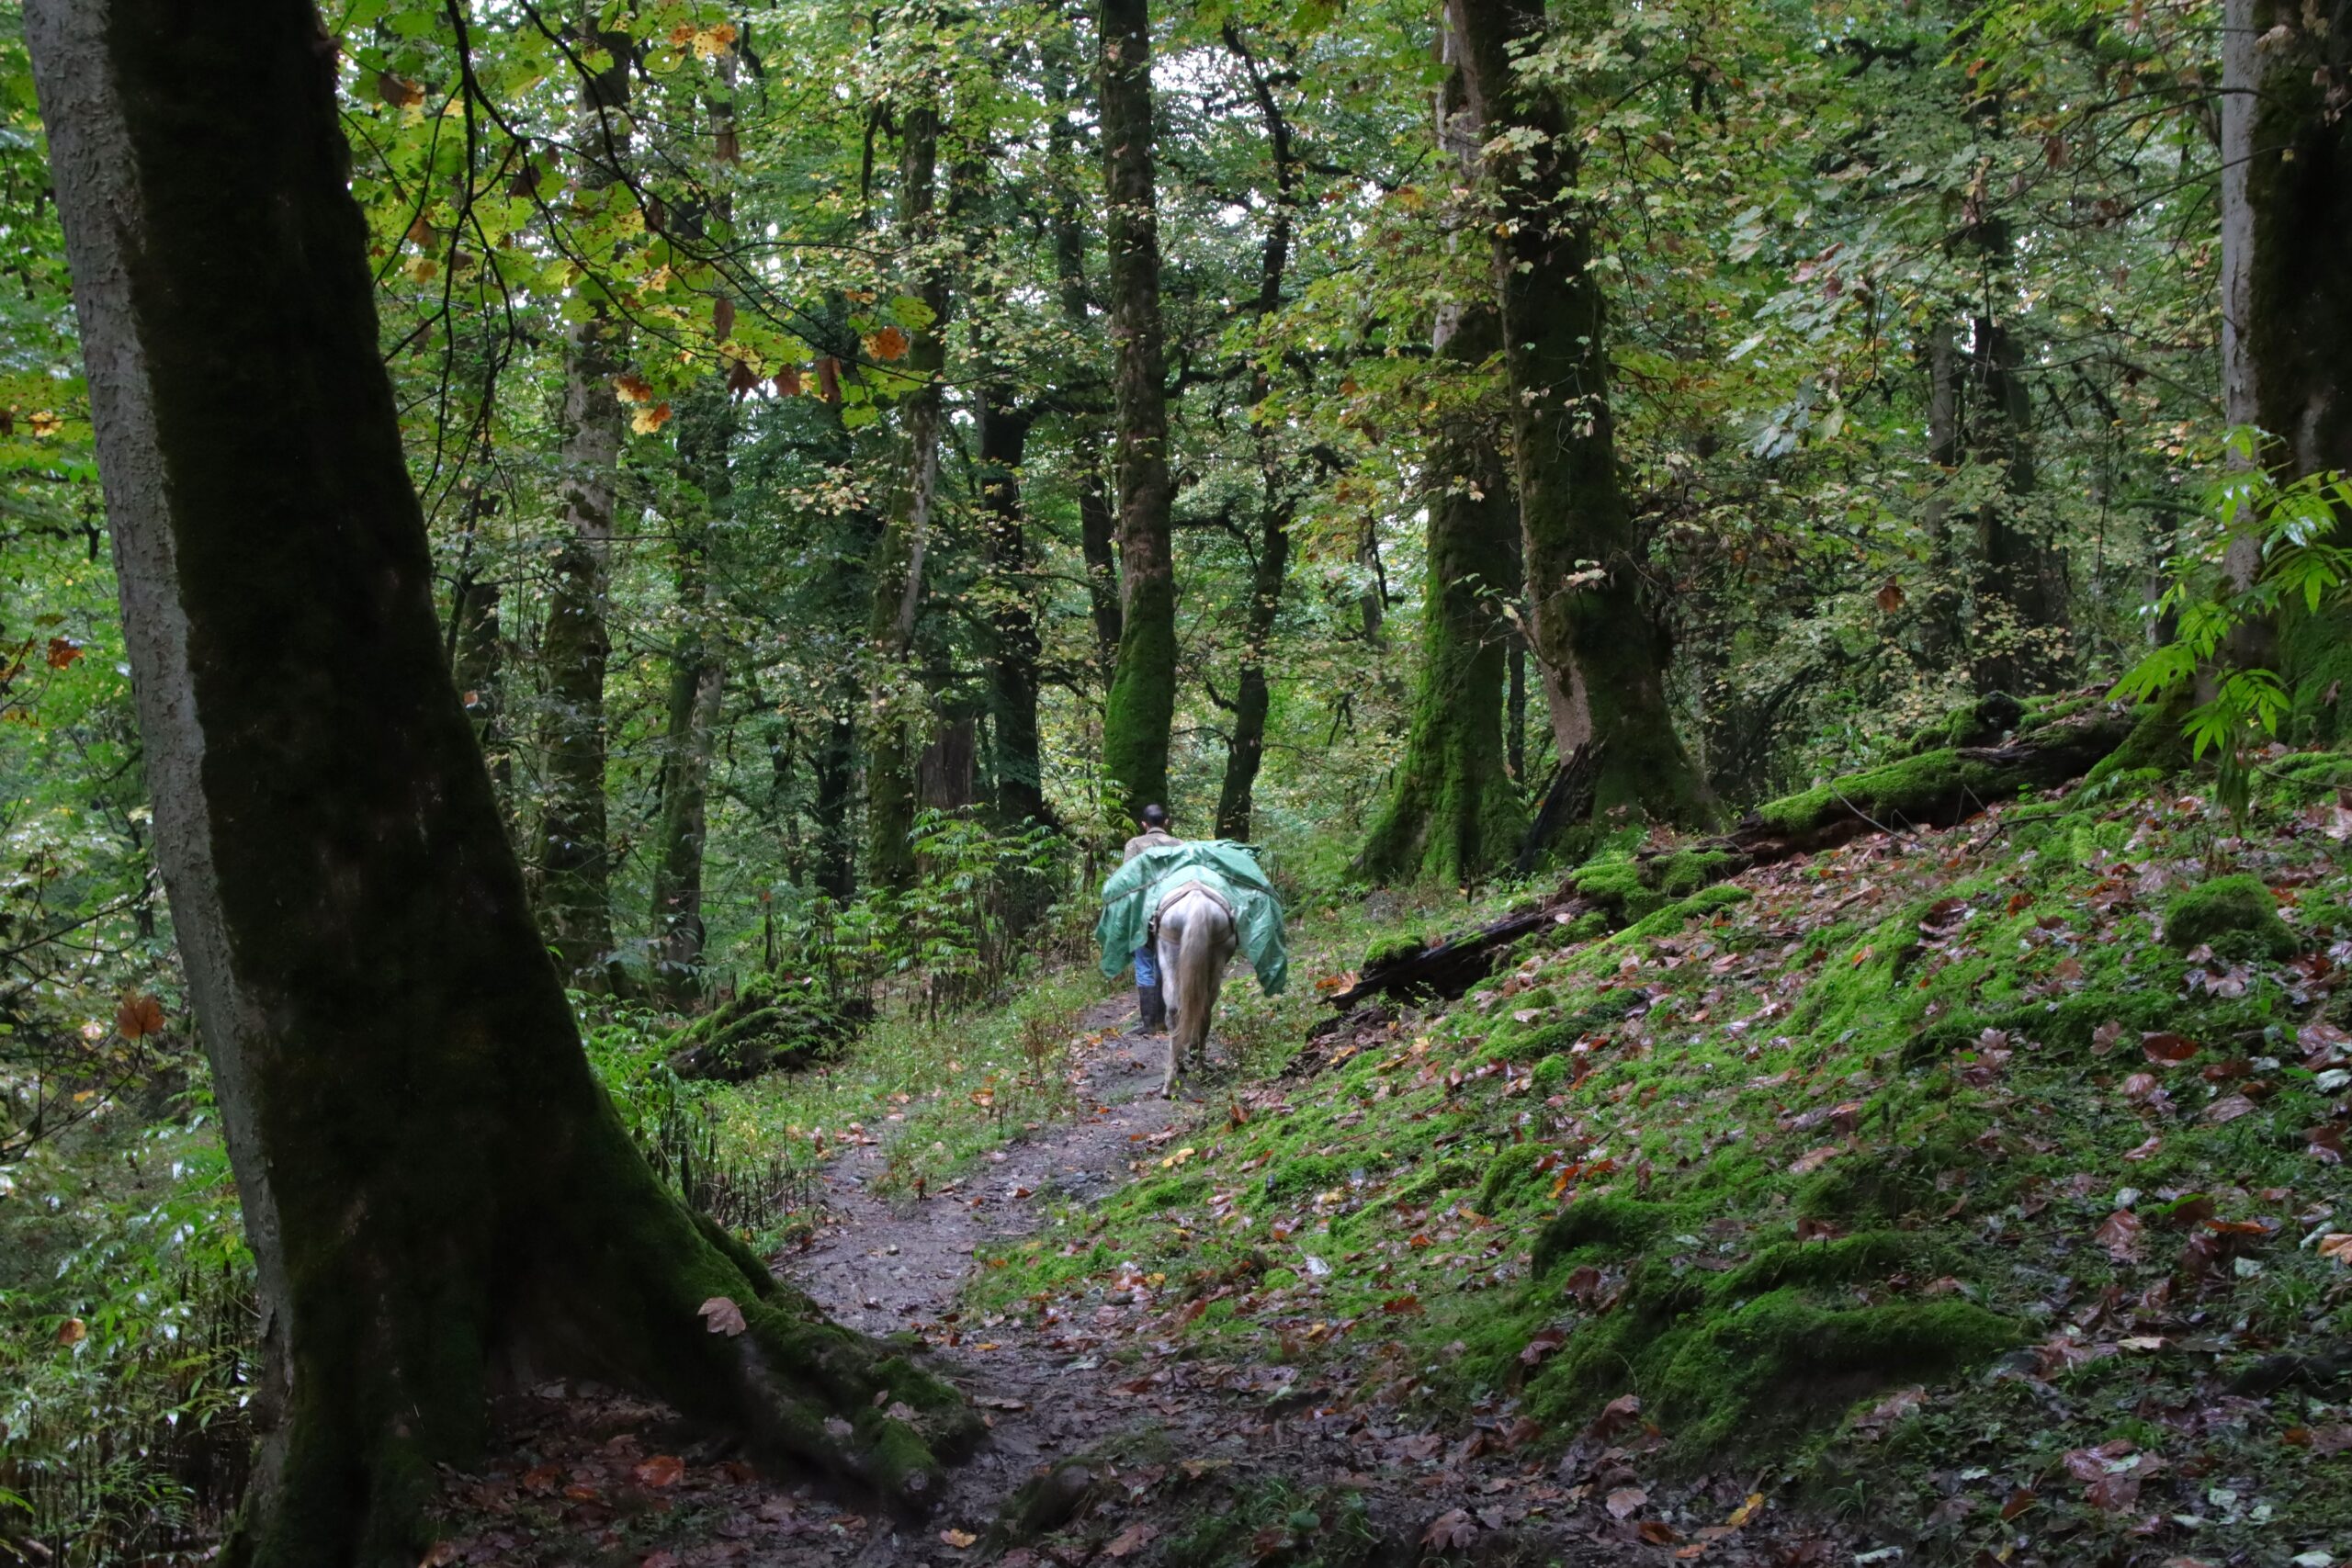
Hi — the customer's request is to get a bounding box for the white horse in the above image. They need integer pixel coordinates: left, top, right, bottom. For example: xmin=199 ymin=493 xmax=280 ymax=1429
xmin=1153 ymin=884 xmax=1238 ymax=1099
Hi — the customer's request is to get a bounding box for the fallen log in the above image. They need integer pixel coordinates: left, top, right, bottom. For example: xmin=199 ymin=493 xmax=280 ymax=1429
xmin=1329 ymin=697 xmax=2134 ymax=1012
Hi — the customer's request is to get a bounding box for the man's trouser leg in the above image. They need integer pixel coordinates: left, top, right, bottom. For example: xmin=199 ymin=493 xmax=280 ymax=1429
xmin=1134 ymin=944 xmax=1165 ymax=1032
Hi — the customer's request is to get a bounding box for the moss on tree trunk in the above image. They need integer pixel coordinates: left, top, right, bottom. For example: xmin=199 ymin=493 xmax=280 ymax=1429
xmin=1448 ymin=0 xmax=1713 ymax=832
xmin=1359 ymin=307 xmax=1526 ymax=885
xmin=865 ymin=96 xmax=951 ymax=891
xmin=25 ymin=6 xmax=976 ymax=1562
xmin=536 ymin=17 xmax=634 ymax=988
xmin=1097 ymin=0 xmax=1178 ymax=818
xmin=650 ymin=383 xmax=733 ymax=1002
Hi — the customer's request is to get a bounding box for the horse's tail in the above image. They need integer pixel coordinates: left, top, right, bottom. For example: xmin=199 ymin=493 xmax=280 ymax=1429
xmin=1173 ymin=892 xmax=1226 ymax=1059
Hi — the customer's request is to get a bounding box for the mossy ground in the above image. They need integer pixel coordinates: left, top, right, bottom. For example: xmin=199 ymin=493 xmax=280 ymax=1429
xmin=969 ymin=763 xmax=2352 ymax=1563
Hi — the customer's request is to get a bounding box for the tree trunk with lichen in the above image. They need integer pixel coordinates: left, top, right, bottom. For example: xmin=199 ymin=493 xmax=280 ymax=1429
xmin=2222 ymin=0 xmax=2352 ymax=728
xmin=536 ymin=16 xmax=632 ymax=987
xmin=1447 ymin=0 xmax=1712 ymax=831
xmin=1098 ymin=0 xmax=1178 ymax=818
xmin=866 ymin=93 xmax=949 ymax=890
xmin=25 ymin=7 xmax=975 ymax=1564
xmin=1361 ymin=33 xmax=1526 ymax=886
xmin=650 ymin=384 xmax=732 ymax=1003
xmin=1359 ymin=309 xmax=1525 ymax=884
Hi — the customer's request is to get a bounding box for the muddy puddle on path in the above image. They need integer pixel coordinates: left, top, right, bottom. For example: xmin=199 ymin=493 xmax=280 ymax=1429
xmin=436 ymin=998 xmax=1796 ymax=1568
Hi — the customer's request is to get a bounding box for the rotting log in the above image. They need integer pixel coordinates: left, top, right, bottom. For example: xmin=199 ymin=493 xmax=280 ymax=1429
xmin=1327 ymin=700 xmax=2135 ymax=1012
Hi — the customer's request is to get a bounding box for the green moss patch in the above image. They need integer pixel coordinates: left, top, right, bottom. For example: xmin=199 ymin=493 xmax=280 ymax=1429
xmin=2164 ymin=874 xmax=2300 ymax=960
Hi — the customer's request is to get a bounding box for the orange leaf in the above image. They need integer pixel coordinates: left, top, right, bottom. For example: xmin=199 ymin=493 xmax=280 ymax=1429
xmin=46 ymin=637 xmax=84 ymax=670
xmin=116 ymin=993 xmax=165 ymax=1041
xmin=54 ymin=1316 xmax=86 ymax=1347
xmin=613 ymin=372 xmax=655 ymax=405
xmin=631 ymin=1455 xmax=684 ymax=1488
xmin=865 ymin=325 xmax=910 ymax=361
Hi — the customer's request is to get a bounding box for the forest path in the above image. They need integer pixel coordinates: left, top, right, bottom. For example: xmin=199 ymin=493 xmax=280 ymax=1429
xmin=440 ymin=994 xmax=1664 ymax=1568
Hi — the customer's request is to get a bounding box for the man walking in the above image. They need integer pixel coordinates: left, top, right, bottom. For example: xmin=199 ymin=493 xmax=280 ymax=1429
xmin=1122 ymin=804 xmax=1181 ymax=1032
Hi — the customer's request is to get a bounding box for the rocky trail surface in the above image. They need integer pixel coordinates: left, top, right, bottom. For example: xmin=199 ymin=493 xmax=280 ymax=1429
xmin=434 ymin=995 xmax=1825 ymax=1568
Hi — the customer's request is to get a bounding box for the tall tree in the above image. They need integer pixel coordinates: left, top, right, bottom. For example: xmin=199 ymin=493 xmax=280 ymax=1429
xmin=1097 ymin=0 xmax=1179 ymax=817
xmin=865 ymin=84 xmax=950 ymax=890
xmin=1448 ymin=0 xmax=1712 ymax=829
xmin=537 ymin=11 xmax=632 ymax=985
xmin=1359 ymin=35 xmax=1526 ymax=884
xmin=22 ymin=5 xmax=974 ymax=1563
xmin=2220 ymin=0 xmax=2352 ymax=716
xmin=1212 ymin=23 xmax=1298 ymax=843
xmin=649 ymin=383 xmax=731 ymax=999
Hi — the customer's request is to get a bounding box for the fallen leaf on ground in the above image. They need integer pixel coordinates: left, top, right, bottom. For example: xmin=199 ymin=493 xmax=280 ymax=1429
xmin=1606 ymin=1485 xmax=1648 ymax=1518
xmin=699 ymin=1295 xmax=748 ymax=1336
xmin=939 ymin=1529 xmax=978 ymax=1549
xmin=631 ymin=1455 xmax=684 ymax=1488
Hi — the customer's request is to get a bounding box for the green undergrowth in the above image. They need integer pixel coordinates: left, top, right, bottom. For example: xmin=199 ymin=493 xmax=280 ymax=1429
xmin=968 ymin=765 xmax=2352 ymax=1563
xmin=582 ymin=955 xmax=1106 ymax=1243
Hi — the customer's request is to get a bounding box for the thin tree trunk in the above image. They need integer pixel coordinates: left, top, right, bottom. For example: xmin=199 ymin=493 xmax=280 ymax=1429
xmin=1213 ymin=23 xmax=1297 ymax=842
xmin=814 ymin=713 xmax=858 ymax=901
xmin=1918 ymin=324 xmax=1964 ymax=665
xmin=1097 ymin=0 xmax=1178 ymax=816
xmin=25 ymin=9 xmax=974 ymax=1564
xmin=1964 ymin=279 xmax=2064 ymax=695
xmin=537 ymin=16 xmax=631 ymax=986
xmin=450 ymin=557 xmax=512 ymax=816
xmin=1046 ymin=39 xmax=1125 ymax=684
xmin=1448 ymin=0 xmax=1712 ymax=830
xmin=650 ymin=384 xmax=732 ymax=1001
xmin=978 ymin=390 xmax=1049 ymax=827
xmin=865 ymin=93 xmax=949 ymax=890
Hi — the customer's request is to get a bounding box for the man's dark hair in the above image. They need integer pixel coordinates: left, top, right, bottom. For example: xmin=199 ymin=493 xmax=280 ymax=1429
xmin=1140 ymin=803 xmax=1169 ymax=829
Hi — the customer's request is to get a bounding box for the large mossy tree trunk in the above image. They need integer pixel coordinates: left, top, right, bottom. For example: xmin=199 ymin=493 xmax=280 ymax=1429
xmin=650 ymin=385 xmax=733 ymax=1002
xmin=537 ymin=15 xmax=633 ymax=987
xmin=1448 ymin=0 xmax=1713 ymax=831
xmin=2221 ymin=0 xmax=2352 ymax=722
xmin=1359 ymin=308 xmax=1525 ymax=884
xmin=1360 ymin=38 xmax=1526 ymax=886
xmin=1097 ymin=0 xmax=1179 ymax=818
xmin=865 ymin=93 xmax=952 ymax=891
xmin=25 ymin=5 xmax=976 ymax=1564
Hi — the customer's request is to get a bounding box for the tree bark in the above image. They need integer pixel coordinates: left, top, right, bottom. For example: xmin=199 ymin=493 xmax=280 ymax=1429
xmin=865 ymin=93 xmax=951 ymax=890
xmin=1213 ymin=24 xmax=1297 ymax=843
xmin=24 ymin=6 xmax=974 ymax=1563
xmin=650 ymin=384 xmax=732 ymax=1002
xmin=1359 ymin=32 xmax=1526 ymax=885
xmin=1097 ymin=0 xmax=1179 ymax=817
xmin=1963 ymin=287 xmax=2065 ymax=695
xmin=2220 ymin=0 xmax=2352 ymax=717
xmin=1046 ymin=39 xmax=1125 ymax=686
xmin=978 ymin=389 xmax=1049 ymax=827
xmin=1359 ymin=310 xmax=1526 ymax=884
xmin=1917 ymin=324 xmax=1964 ymax=665
xmin=1447 ymin=0 xmax=1713 ymax=830
xmin=448 ymin=543 xmax=512 ymax=819
xmin=537 ymin=13 xmax=632 ymax=987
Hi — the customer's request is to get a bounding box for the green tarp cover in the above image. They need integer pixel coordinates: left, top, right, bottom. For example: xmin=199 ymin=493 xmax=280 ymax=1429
xmin=1095 ymin=840 xmax=1289 ymax=996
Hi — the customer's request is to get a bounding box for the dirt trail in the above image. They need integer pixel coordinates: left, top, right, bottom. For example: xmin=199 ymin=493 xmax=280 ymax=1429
xmin=439 ymin=997 xmax=1789 ymax=1568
